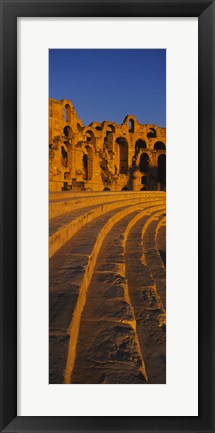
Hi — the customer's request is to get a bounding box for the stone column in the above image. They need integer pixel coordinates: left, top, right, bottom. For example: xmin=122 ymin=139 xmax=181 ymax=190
xmin=131 ymin=169 xmax=142 ymax=191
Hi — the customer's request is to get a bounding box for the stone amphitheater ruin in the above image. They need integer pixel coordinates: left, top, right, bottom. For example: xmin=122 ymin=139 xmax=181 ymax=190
xmin=49 ymin=99 xmax=166 ymax=384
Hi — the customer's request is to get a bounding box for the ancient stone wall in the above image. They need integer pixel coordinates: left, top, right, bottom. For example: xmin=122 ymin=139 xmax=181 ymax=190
xmin=49 ymin=98 xmax=166 ymax=192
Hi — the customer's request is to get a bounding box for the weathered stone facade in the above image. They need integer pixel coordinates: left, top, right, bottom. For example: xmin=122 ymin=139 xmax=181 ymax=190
xmin=49 ymin=98 xmax=166 ymax=192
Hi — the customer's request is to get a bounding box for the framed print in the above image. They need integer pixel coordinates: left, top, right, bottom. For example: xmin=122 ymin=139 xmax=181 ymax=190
xmin=48 ymin=48 xmax=167 ymax=387
xmin=0 ymin=0 xmax=214 ymax=432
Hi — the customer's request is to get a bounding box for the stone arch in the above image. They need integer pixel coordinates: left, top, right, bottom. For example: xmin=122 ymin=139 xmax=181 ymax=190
xmin=121 ymin=186 xmax=128 ymax=191
xmin=64 ymin=126 xmax=72 ymax=137
xmin=147 ymin=128 xmax=157 ymax=138
xmin=103 ymin=186 xmax=110 ymax=191
xmin=158 ymin=154 xmax=166 ymax=185
xmin=139 ymin=152 xmax=149 ymax=173
xmin=129 ymin=118 xmax=135 ymax=133
xmin=105 ymin=124 xmax=115 ymax=145
xmin=135 ymin=139 xmax=147 ymax=152
xmin=116 ymin=137 xmax=128 ymax=174
xmin=106 ymin=124 xmax=115 ymax=133
xmin=64 ymin=104 xmax=71 ymax=122
xmin=154 ymin=141 xmax=166 ymax=150
xmin=86 ymin=130 xmax=94 ymax=136
xmin=85 ymin=130 xmax=95 ymax=143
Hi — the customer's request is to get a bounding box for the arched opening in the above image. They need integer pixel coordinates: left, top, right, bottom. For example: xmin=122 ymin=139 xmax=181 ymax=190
xmin=64 ymin=104 xmax=71 ymax=122
xmin=86 ymin=130 xmax=94 ymax=143
xmin=105 ymin=125 xmax=114 ymax=144
xmin=64 ymin=126 xmax=72 ymax=137
xmin=121 ymin=186 xmax=128 ymax=191
xmin=83 ymin=146 xmax=93 ymax=180
xmin=154 ymin=141 xmax=166 ymax=150
xmin=135 ymin=139 xmax=147 ymax=152
xmin=83 ymin=154 xmax=88 ymax=180
xmin=147 ymin=128 xmax=157 ymax=138
xmin=129 ymin=118 xmax=134 ymax=133
xmin=103 ymin=187 xmax=110 ymax=191
xmin=158 ymin=154 xmax=166 ymax=186
xmin=61 ymin=146 xmax=68 ymax=167
xmin=116 ymin=137 xmax=128 ymax=174
xmin=106 ymin=124 xmax=115 ymax=134
xmin=95 ymin=125 xmax=102 ymax=131
xmin=139 ymin=153 xmax=149 ymax=173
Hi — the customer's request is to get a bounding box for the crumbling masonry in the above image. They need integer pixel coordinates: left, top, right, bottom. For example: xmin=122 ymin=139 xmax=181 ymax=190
xmin=49 ymin=98 xmax=166 ymax=192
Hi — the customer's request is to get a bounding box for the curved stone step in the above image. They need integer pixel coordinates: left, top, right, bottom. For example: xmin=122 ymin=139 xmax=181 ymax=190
xmin=49 ymin=196 xmax=165 ymax=258
xmin=50 ymin=190 xmax=166 ymax=202
xmin=70 ymin=205 xmax=165 ymax=384
xmin=125 ymin=208 xmax=166 ymax=384
xmin=50 ymin=202 xmax=112 ymax=236
xmin=50 ymin=195 xmax=164 ymax=236
xmin=49 ymin=191 xmax=166 ymax=219
xmin=142 ymin=212 xmax=166 ymax=309
xmin=49 ymin=202 xmax=164 ymax=384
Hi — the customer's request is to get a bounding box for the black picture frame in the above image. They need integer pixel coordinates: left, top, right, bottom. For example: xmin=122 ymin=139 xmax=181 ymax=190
xmin=0 ymin=0 xmax=214 ymax=432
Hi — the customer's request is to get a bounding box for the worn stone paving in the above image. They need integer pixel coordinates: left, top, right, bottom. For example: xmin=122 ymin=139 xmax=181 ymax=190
xmin=49 ymin=191 xmax=164 ymax=218
xmin=70 ymin=210 xmax=151 ymax=384
xmin=49 ymin=201 xmax=163 ymax=383
xmin=50 ymin=206 xmax=130 ymax=383
xmin=49 ymin=194 xmax=166 ymax=384
xmin=142 ymin=213 xmax=166 ymax=310
xmin=125 ymin=212 xmax=166 ymax=384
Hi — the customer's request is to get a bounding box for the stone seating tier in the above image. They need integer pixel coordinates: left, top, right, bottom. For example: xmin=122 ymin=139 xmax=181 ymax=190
xmin=49 ymin=192 xmax=166 ymax=384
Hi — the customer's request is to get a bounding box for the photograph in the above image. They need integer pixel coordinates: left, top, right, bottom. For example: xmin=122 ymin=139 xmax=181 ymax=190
xmin=1 ymin=0 xmax=214 ymax=429
xmin=49 ymin=49 xmax=166 ymax=384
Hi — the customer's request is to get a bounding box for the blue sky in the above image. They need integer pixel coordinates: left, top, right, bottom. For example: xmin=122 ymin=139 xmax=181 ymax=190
xmin=49 ymin=49 xmax=166 ymax=127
